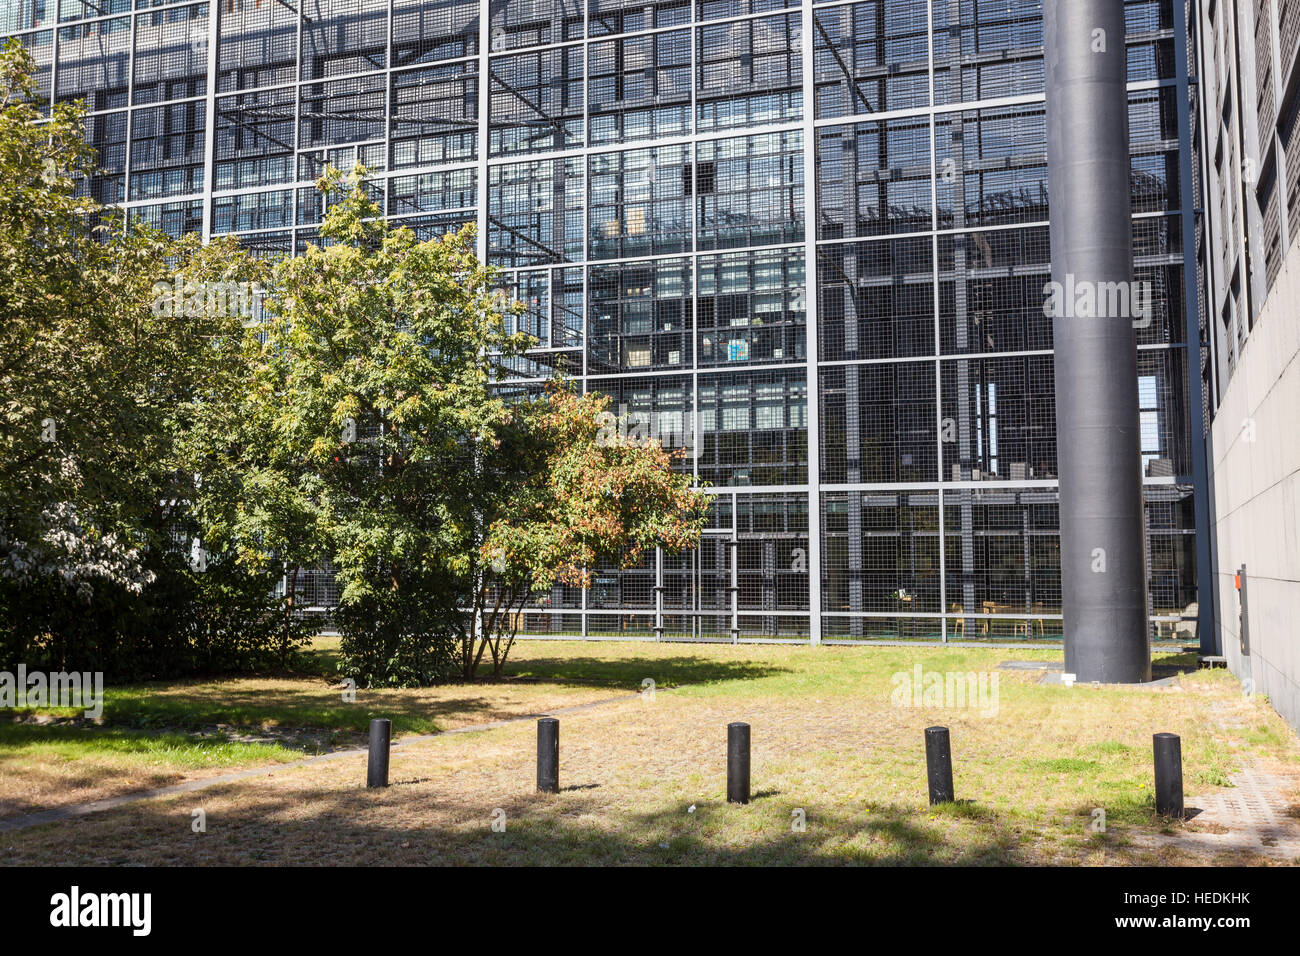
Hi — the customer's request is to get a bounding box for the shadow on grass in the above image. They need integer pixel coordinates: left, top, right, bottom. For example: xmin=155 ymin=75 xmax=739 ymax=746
xmin=7 ymin=785 xmax=1031 ymax=866
xmin=0 ymin=723 xmax=297 ymax=821
xmin=30 ymin=653 xmax=788 ymax=739
xmin=0 ymin=723 xmax=292 ymax=761
xmin=95 ymin=689 xmax=517 ymax=737
xmin=1151 ymin=655 xmax=1201 ymax=680
xmin=501 ymin=654 xmax=790 ymax=690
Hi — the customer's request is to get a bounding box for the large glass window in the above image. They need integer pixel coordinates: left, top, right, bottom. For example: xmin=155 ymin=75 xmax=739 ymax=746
xmin=696 ymin=12 xmax=801 ymax=131
xmin=813 ymin=0 xmax=930 ymax=119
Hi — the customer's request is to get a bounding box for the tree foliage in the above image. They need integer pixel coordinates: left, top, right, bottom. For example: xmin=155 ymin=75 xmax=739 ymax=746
xmin=0 ymin=41 xmax=310 ymax=676
xmin=221 ymin=167 xmax=709 ymax=684
xmin=0 ymin=36 xmax=707 ymax=683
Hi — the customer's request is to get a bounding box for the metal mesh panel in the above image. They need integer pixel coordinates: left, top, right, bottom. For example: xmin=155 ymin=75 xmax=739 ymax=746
xmin=489 ymin=0 xmax=584 ymax=51
xmin=298 ymin=73 xmax=387 ymax=148
xmin=387 ymin=167 xmax=476 ymax=217
xmin=696 ymin=12 xmax=801 ymax=131
xmin=299 ymin=0 xmax=388 ymax=80
xmin=215 ymin=86 xmax=297 ymax=190
xmin=943 ymin=488 xmax=1062 ymax=629
xmin=389 ymin=62 xmax=478 ymax=169
xmin=940 ymin=354 xmax=1057 ymax=483
xmin=823 ymin=492 xmax=941 ymax=615
xmin=813 ymin=0 xmax=930 ymax=119
xmin=588 ymin=143 xmax=690 ymax=259
xmin=819 ymin=237 xmax=935 ymax=361
xmin=488 ymin=155 xmax=585 ymax=265
xmin=931 ymin=0 xmax=1044 ymax=104
xmin=817 ymin=117 xmax=932 ymax=238
xmin=132 ymin=4 xmax=207 ymax=105
xmin=126 ymin=197 xmax=203 ymax=236
xmin=587 ymin=373 xmax=694 ymax=469
xmin=819 ymin=362 xmax=937 ymax=484
xmin=489 ymin=44 xmax=584 ymax=155
xmin=213 ymin=188 xmax=293 ymax=233
xmin=587 ymin=0 xmax=688 ymax=37
xmin=698 ymin=369 xmax=808 ymax=486
xmin=698 ymin=247 xmax=805 ymax=367
xmin=56 ymin=16 xmax=132 ymax=108
xmin=696 ymin=130 xmax=802 ymax=250
xmin=938 ymin=227 xmax=1052 ymax=355
xmin=587 ymin=28 xmax=690 ymax=145
xmin=587 ymin=257 xmax=693 ymax=374
xmin=392 ymin=0 xmax=478 ymax=67
xmin=129 ymin=99 xmax=206 ymax=200
xmin=82 ymin=109 xmax=128 ymax=204
xmin=934 ymin=106 xmax=1049 ymax=230
xmin=217 ymin=0 xmax=297 ymax=92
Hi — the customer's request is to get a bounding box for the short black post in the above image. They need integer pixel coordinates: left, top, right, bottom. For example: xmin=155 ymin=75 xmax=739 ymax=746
xmin=727 ymin=722 xmax=750 ymax=804
xmin=925 ymin=726 xmax=955 ymax=805
xmin=1153 ymin=732 xmax=1183 ymax=817
xmin=366 ymin=718 xmax=390 ymax=788
xmin=537 ymin=717 xmax=559 ymax=793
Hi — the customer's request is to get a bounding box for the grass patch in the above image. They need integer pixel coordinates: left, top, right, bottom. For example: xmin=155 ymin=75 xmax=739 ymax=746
xmin=1 ymin=640 xmax=1296 ymax=864
xmin=0 ymin=723 xmax=294 ymax=768
xmin=1029 ymin=757 xmax=1100 ymax=774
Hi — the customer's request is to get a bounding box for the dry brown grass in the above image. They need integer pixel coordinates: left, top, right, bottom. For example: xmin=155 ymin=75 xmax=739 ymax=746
xmin=0 ymin=672 xmax=626 ymax=821
xmin=3 ymin=642 xmax=1298 ymax=865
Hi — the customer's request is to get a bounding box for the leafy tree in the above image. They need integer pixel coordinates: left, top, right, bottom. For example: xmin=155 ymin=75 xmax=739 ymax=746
xmin=234 ymin=167 xmax=708 ymax=684
xmin=0 ymin=40 xmax=308 ymax=676
xmin=465 ymin=386 xmax=708 ymax=678
xmin=231 ymin=166 xmax=529 ymax=685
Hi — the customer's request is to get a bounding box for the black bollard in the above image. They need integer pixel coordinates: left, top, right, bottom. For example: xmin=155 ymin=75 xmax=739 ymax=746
xmin=537 ymin=717 xmax=559 ymax=793
xmin=925 ymin=726 xmax=955 ymax=804
xmin=727 ymin=722 xmax=750 ymax=804
xmin=366 ymin=718 xmax=391 ymax=788
xmin=1153 ymin=732 xmax=1183 ymax=817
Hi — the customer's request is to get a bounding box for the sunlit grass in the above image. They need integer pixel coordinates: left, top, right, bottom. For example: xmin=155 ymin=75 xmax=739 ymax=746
xmin=2 ymin=640 xmax=1295 ymax=865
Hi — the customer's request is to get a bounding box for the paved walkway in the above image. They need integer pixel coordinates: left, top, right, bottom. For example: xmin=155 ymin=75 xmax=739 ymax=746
xmin=1135 ymin=699 xmax=1300 ymax=861
xmin=1170 ymin=765 xmax=1300 ymax=860
xmin=0 ymin=692 xmax=637 ymax=833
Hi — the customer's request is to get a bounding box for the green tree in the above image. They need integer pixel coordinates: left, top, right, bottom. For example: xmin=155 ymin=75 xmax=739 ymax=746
xmin=236 ymin=167 xmax=708 ymax=685
xmin=238 ymin=166 xmax=529 ymax=685
xmin=465 ymin=386 xmax=708 ymax=678
xmin=0 ymin=40 xmax=306 ymax=676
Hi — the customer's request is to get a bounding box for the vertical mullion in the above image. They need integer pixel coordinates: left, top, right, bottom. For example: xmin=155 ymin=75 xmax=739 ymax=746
xmin=201 ymin=0 xmax=219 ymax=240
xmin=800 ymin=0 xmax=822 ymax=645
xmin=476 ymin=0 xmax=490 ymax=265
xmin=927 ymin=0 xmax=946 ymax=641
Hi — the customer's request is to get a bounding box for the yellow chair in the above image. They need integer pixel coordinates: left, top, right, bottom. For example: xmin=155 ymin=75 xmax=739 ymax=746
xmin=949 ymin=604 xmax=964 ymax=638
xmin=980 ymin=600 xmax=997 ymax=635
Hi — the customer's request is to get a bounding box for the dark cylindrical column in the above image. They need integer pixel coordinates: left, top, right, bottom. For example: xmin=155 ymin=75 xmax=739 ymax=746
xmin=366 ymin=718 xmax=390 ymax=788
xmin=925 ymin=726 xmax=955 ymax=805
xmin=727 ymin=722 xmax=750 ymax=804
xmin=1045 ymin=0 xmax=1151 ymax=684
xmin=1153 ymin=733 xmax=1183 ymax=817
xmin=537 ymin=717 xmax=559 ymax=793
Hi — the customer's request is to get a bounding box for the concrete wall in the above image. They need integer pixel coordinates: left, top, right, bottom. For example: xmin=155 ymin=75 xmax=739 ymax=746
xmin=1209 ymin=242 xmax=1300 ymax=732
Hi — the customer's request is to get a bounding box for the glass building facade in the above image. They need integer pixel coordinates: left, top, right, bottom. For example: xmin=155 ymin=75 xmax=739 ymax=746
xmin=2 ymin=0 xmax=1210 ymax=643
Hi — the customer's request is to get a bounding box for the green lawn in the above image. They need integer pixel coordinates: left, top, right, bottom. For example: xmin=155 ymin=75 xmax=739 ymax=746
xmin=2 ymin=639 xmax=1297 ymax=864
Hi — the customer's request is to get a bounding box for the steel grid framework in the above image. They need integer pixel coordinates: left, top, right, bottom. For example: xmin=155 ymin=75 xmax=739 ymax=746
xmin=2 ymin=0 xmax=1211 ymax=645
